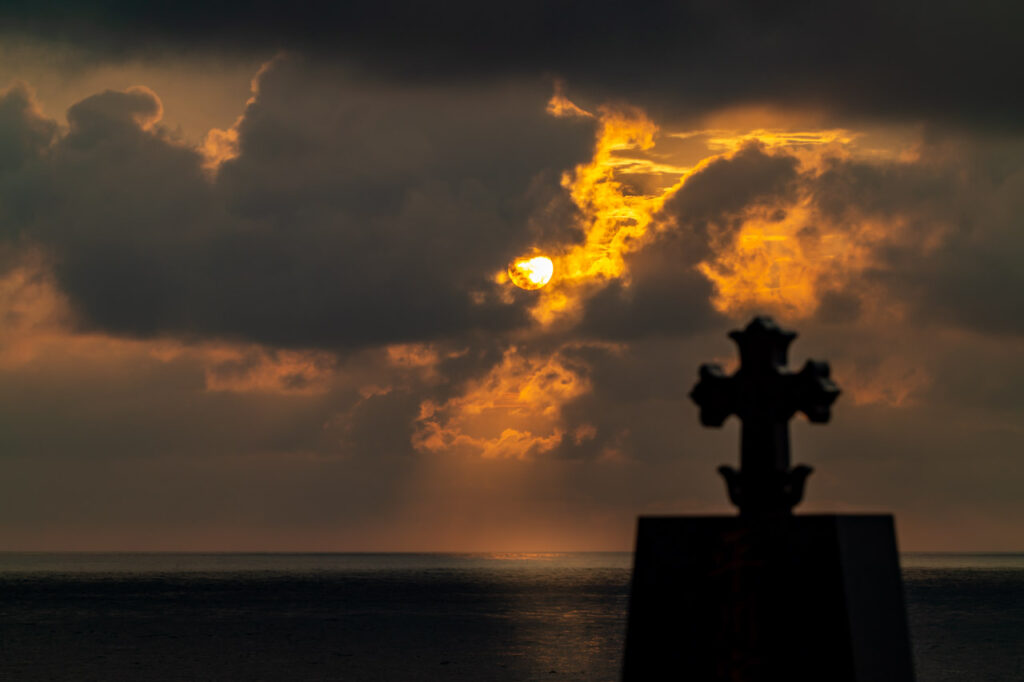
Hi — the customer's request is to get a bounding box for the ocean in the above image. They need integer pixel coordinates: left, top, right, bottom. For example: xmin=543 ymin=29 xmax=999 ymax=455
xmin=0 ymin=552 xmax=1020 ymax=681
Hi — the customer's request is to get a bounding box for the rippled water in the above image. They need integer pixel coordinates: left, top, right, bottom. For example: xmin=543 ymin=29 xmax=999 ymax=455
xmin=0 ymin=553 xmax=1020 ymax=681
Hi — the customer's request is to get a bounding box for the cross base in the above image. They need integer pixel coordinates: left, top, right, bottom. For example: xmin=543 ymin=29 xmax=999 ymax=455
xmin=718 ymin=464 xmax=813 ymax=516
xmin=622 ymin=514 xmax=915 ymax=681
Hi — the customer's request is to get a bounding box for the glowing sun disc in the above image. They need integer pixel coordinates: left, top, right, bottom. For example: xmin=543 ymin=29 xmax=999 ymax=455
xmin=508 ymin=256 xmax=554 ymax=290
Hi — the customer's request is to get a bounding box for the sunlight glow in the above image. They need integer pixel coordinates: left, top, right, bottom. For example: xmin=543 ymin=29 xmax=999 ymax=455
xmin=508 ymin=256 xmax=555 ymax=290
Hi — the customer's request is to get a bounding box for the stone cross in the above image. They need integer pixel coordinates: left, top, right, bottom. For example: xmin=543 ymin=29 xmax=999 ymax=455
xmin=690 ymin=316 xmax=840 ymax=516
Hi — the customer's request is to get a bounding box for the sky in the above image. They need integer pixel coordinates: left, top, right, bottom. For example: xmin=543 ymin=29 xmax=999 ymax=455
xmin=0 ymin=1 xmax=1021 ymax=552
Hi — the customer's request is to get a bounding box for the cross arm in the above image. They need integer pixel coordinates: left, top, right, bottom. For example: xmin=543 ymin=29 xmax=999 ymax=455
xmin=689 ymin=364 xmax=735 ymax=427
xmin=794 ymin=360 xmax=841 ymax=423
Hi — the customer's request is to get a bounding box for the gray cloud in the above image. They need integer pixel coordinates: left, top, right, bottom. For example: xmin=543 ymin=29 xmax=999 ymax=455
xmin=0 ymin=82 xmax=56 ymax=175
xmin=1 ymin=1 xmax=1021 ymax=130
xmin=576 ymin=236 xmax=721 ymax=341
xmin=0 ymin=58 xmax=595 ymax=348
xmin=661 ymin=143 xmax=801 ymax=252
xmin=811 ymin=133 xmax=1024 ymax=336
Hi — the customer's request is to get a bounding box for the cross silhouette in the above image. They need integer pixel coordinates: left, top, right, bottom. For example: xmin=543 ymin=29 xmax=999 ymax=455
xmin=690 ymin=316 xmax=840 ymax=516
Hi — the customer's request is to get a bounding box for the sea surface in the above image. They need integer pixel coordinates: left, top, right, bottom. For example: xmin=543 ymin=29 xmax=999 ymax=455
xmin=0 ymin=552 xmax=1020 ymax=681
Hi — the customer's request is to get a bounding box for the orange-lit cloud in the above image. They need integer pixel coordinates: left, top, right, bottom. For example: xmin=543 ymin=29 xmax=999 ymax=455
xmin=838 ymin=356 xmax=931 ymax=407
xmin=0 ymin=252 xmax=340 ymax=396
xmin=199 ymin=58 xmax=276 ymax=172
xmin=0 ymin=251 xmax=72 ymax=369
xmin=121 ymin=85 xmax=164 ymax=130
xmin=466 ymin=94 xmax=932 ymax=447
xmin=695 ymin=196 xmax=880 ymax=319
xmin=202 ymin=347 xmax=337 ymax=395
xmin=545 ymin=82 xmax=593 ymax=120
xmin=412 ymin=346 xmax=594 ymax=459
xmin=200 ymin=125 xmax=239 ymax=171
xmin=386 ymin=343 xmax=441 ymax=370
xmin=505 ymin=91 xmax=922 ymax=325
xmin=521 ymin=95 xmax=687 ymax=324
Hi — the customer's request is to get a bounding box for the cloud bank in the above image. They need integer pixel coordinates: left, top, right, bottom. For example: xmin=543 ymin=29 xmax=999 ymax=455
xmin=3 ymin=1 xmax=1022 ymax=128
xmin=0 ymin=8 xmax=1021 ymax=550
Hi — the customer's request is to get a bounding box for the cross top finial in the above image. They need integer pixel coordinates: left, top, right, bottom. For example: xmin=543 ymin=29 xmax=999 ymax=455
xmin=690 ymin=317 xmax=840 ymax=516
xmin=729 ymin=316 xmax=795 ymax=375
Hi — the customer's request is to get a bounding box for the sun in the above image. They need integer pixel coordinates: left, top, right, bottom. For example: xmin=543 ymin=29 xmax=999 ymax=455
xmin=508 ymin=256 xmax=554 ymax=290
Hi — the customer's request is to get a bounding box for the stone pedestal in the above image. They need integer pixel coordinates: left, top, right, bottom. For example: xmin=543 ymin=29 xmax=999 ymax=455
xmin=621 ymin=514 xmax=915 ymax=681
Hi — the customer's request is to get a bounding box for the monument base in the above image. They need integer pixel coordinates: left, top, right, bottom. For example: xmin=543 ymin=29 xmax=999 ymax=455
xmin=621 ymin=514 xmax=915 ymax=681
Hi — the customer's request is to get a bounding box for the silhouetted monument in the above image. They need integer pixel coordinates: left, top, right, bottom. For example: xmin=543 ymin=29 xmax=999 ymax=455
xmin=622 ymin=317 xmax=915 ymax=681
xmin=691 ymin=317 xmax=839 ymax=516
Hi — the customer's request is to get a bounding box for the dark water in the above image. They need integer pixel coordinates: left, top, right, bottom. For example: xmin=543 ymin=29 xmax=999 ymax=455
xmin=901 ymin=554 xmax=1024 ymax=682
xmin=0 ymin=553 xmax=1020 ymax=681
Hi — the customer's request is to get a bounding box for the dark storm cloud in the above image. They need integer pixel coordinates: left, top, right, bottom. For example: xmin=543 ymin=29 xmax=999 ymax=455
xmin=0 ymin=58 xmax=594 ymax=348
xmin=811 ymin=133 xmax=1024 ymax=336
xmin=662 ymin=143 xmax=801 ymax=249
xmin=0 ymin=82 xmax=56 ymax=174
xmin=2 ymin=1 xmax=1021 ymax=128
xmin=66 ymin=87 xmax=163 ymax=137
xmin=576 ymin=235 xmax=720 ymax=341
